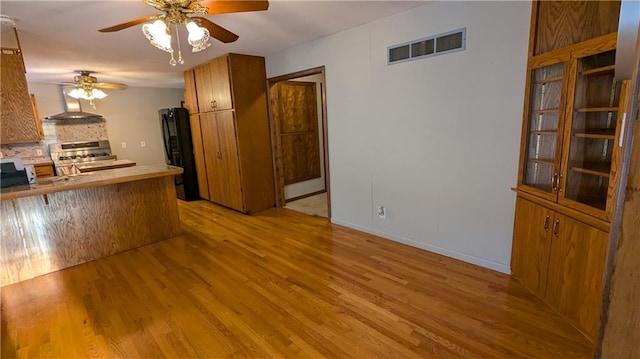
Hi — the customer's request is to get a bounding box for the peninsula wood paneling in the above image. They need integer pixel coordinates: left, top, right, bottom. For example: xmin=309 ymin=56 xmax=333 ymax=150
xmin=0 ymin=176 xmax=181 ymax=286
xmin=1 ymin=200 xmax=595 ymax=358
xmin=533 ymin=1 xmax=620 ymax=55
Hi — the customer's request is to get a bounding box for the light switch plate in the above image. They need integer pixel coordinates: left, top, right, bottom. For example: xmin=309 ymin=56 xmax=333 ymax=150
xmin=121 ymin=142 xmax=127 ymax=149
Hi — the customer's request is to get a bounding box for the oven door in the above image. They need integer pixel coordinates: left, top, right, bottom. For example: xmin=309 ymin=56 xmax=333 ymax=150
xmin=54 ymin=164 xmax=78 ymax=176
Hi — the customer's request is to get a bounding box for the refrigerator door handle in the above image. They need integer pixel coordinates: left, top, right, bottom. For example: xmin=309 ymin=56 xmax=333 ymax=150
xmin=161 ymin=113 xmax=173 ymax=164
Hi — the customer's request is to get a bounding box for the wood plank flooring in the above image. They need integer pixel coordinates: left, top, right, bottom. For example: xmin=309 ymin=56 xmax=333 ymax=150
xmin=1 ymin=200 xmax=593 ymax=358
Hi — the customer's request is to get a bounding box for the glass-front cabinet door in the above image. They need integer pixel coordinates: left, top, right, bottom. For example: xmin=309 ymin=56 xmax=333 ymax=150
xmin=560 ymin=49 xmax=624 ymax=218
xmin=519 ymin=61 xmax=566 ymax=199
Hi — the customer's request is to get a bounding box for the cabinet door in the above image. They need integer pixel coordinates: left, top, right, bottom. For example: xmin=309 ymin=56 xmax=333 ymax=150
xmin=545 ymin=214 xmax=608 ymax=340
xmin=1 ymin=53 xmax=40 ymax=144
xmin=183 ymin=69 xmax=199 ymax=114
xmin=511 ymin=198 xmax=553 ymax=298
xmin=560 ymin=48 xmax=624 ymax=220
xmin=200 ymin=112 xmax=220 ymax=200
xmin=213 ymin=111 xmax=243 ymax=211
xmin=201 ymin=111 xmax=243 ymax=211
xmin=209 ymin=56 xmax=233 ymax=111
xmin=194 ymin=64 xmax=213 ymax=113
xmin=518 ymin=61 xmax=567 ymax=201
xmin=190 ymin=114 xmax=209 ymax=200
xmin=194 ymin=57 xmax=232 ymax=113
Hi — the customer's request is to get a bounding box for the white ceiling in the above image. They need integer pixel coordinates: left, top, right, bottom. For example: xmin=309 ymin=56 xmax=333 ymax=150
xmin=1 ymin=0 xmax=427 ymax=89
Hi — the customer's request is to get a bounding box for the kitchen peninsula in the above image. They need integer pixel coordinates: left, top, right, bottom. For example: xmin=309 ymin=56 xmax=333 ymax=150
xmin=1 ymin=164 xmax=183 ymax=286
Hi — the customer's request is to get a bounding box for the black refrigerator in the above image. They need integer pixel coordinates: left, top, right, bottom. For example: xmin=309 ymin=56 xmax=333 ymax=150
xmin=159 ymin=107 xmax=199 ymax=201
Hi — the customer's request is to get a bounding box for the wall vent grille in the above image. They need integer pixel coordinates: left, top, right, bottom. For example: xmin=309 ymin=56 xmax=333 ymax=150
xmin=388 ymin=28 xmax=466 ymax=65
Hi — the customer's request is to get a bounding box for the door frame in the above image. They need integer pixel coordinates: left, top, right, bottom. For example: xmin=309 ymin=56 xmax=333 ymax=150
xmin=267 ymin=66 xmax=331 ymax=219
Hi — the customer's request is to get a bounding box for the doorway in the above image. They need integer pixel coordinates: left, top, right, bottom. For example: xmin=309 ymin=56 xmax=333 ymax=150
xmin=267 ymin=66 xmax=330 ymax=219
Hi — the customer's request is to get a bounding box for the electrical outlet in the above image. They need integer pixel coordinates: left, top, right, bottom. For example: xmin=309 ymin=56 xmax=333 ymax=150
xmin=36 ymin=149 xmax=43 ymax=156
xmin=121 ymin=142 xmax=127 ymax=149
xmin=378 ymin=206 xmax=386 ymax=219
xmin=140 ymin=141 xmax=146 ymax=148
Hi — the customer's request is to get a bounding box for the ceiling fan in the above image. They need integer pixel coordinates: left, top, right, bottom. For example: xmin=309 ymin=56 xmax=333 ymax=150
xmin=98 ymin=0 xmax=269 ymax=65
xmin=61 ymin=70 xmax=127 ymax=107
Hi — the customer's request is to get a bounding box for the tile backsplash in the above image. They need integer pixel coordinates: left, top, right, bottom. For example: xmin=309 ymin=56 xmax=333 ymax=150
xmin=1 ymin=120 xmax=109 ymax=159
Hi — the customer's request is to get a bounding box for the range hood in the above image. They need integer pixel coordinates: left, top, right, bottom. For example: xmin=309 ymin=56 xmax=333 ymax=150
xmin=44 ymin=86 xmax=104 ymax=121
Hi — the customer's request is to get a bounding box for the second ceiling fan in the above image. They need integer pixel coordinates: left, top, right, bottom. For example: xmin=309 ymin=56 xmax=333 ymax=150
xmin=99 ymin=0 xmax=269 ymax=65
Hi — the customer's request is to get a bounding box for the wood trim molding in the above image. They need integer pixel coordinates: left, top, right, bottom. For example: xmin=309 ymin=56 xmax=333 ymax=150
xmin=267 ymin=66 xmax=331 ymax=220
xmin=597 ymin=28 xmax=640 ymax=357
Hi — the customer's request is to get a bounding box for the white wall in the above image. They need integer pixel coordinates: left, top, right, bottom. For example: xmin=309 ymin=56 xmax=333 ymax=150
xmin=27 ymin=84 xmax=184 ymax=165
xmin=266 ymin=1 xmax=530 ymax=273
xmin=285 ymin=73 xmax=326 ymax=200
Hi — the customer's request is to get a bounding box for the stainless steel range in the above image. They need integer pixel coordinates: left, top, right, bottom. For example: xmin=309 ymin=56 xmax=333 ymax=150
xmin=50 ymin=140 xmax=117 ymax=175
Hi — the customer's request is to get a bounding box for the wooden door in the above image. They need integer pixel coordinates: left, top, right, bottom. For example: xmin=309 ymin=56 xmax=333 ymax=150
xmin=200 ymin=112 xmax=220 ymax=200
xmin=276 ymin=81 xmax=321 ymax=185
xmin=545 ymin=213 xmax=608 ymax=340
xmin=200 ymin=111 xmax=243 ymax=211
xmin=194 ymin=64 xmax=213 ymax=113
xmin=511 ymin=198 xmax=554 ymax=298
xmin=209 ymin=56 xmax=233 ymax=111
xmin=183 ymin=70 xmax=199 ymax=114
xmin=189 ymin=114 xmax=209 ymax=200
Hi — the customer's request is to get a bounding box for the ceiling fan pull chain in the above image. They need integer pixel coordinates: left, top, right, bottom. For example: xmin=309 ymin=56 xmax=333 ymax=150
xmin=175 ymin=24 xmax=184 ymax=65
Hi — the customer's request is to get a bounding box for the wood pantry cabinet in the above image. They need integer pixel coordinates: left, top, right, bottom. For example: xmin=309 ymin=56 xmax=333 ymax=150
xmin=186 ymin=54 xmax=275 ymax=213
xmin=511 ymin=0 xmax=626 ymax=344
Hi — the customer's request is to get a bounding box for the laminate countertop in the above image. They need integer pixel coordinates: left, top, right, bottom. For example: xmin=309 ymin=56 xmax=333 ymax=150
xmin=0 ymin=163 xmax=182 ymax=201
xmin=76 ymin=159 xmax=137 ymax=172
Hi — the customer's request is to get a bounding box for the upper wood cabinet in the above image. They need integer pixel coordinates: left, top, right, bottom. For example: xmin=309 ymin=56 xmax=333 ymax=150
xmin=183 ymin=69 xmax=199 ymax=114
xmin=531 ymin=1 xmax=620 ymax=56
xmin=194 ymin=55 xmax=232 ymax=112
xmin=1 ymin=52 xmax=43 ymax=144
xmin=186 ymin=54 xmax=275 ymax=213
xmin=518 ymin=34 xmax=627 ymax=221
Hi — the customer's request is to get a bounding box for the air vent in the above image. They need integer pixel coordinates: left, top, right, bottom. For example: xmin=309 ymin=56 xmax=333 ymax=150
xmin=388 ymin=44 xmax=410 ymax=63
xmin=388 ymin=28 xmax=466 ymax=65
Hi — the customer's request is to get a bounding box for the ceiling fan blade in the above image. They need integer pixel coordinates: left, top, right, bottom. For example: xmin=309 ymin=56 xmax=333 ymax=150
xmin=98 ymin=16 xmax=154 ymax=32
xmin=191 ymin=1 xmax=269 ymax=15
xmin=95 ymin=83 xmax=128 ymax=90
xmin=192 ymin=17 xmax=239 ymax=43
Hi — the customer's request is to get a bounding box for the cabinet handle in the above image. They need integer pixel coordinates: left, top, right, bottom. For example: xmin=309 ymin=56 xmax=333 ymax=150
xmin=551 ymin=173 xmax=558 ymax=193
xmin=557 ymin=174 xmax=563 ymax=193
xmin=552 ymin=219 xmax=560 ymax=237
xmin=543 ymin=215 xmax=550 ymax=231
xmin=211 ymin=100 xmax=217 ymax=109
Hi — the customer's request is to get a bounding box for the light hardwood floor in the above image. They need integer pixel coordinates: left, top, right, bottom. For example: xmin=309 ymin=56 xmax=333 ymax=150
xmin=1 ymin=200 xmax=592 ymax=358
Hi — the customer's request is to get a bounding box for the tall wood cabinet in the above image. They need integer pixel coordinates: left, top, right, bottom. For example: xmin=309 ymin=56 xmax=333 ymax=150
xmin=511 ymin=0 xmax=626 ymax=343
xmin=185 ymin=53 xmax=275 ymax=213
xmin=1 ymin=49 xmax=43 ymax=144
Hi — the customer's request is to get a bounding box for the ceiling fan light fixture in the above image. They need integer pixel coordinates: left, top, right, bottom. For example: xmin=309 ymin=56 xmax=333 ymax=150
xmin=68 ymin=88 xmax=107 ymax=101
xmin=142 ymin=19 xmax=173 ymax=53
xmin=186 ymin=21 xmax=211 ymax=52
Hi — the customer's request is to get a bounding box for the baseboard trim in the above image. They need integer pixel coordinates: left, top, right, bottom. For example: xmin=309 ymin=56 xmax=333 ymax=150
xmin=285 ymin=190 xmax=327 ymax=203
xmin=330 ymin=218 xmax=511 ymax=274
